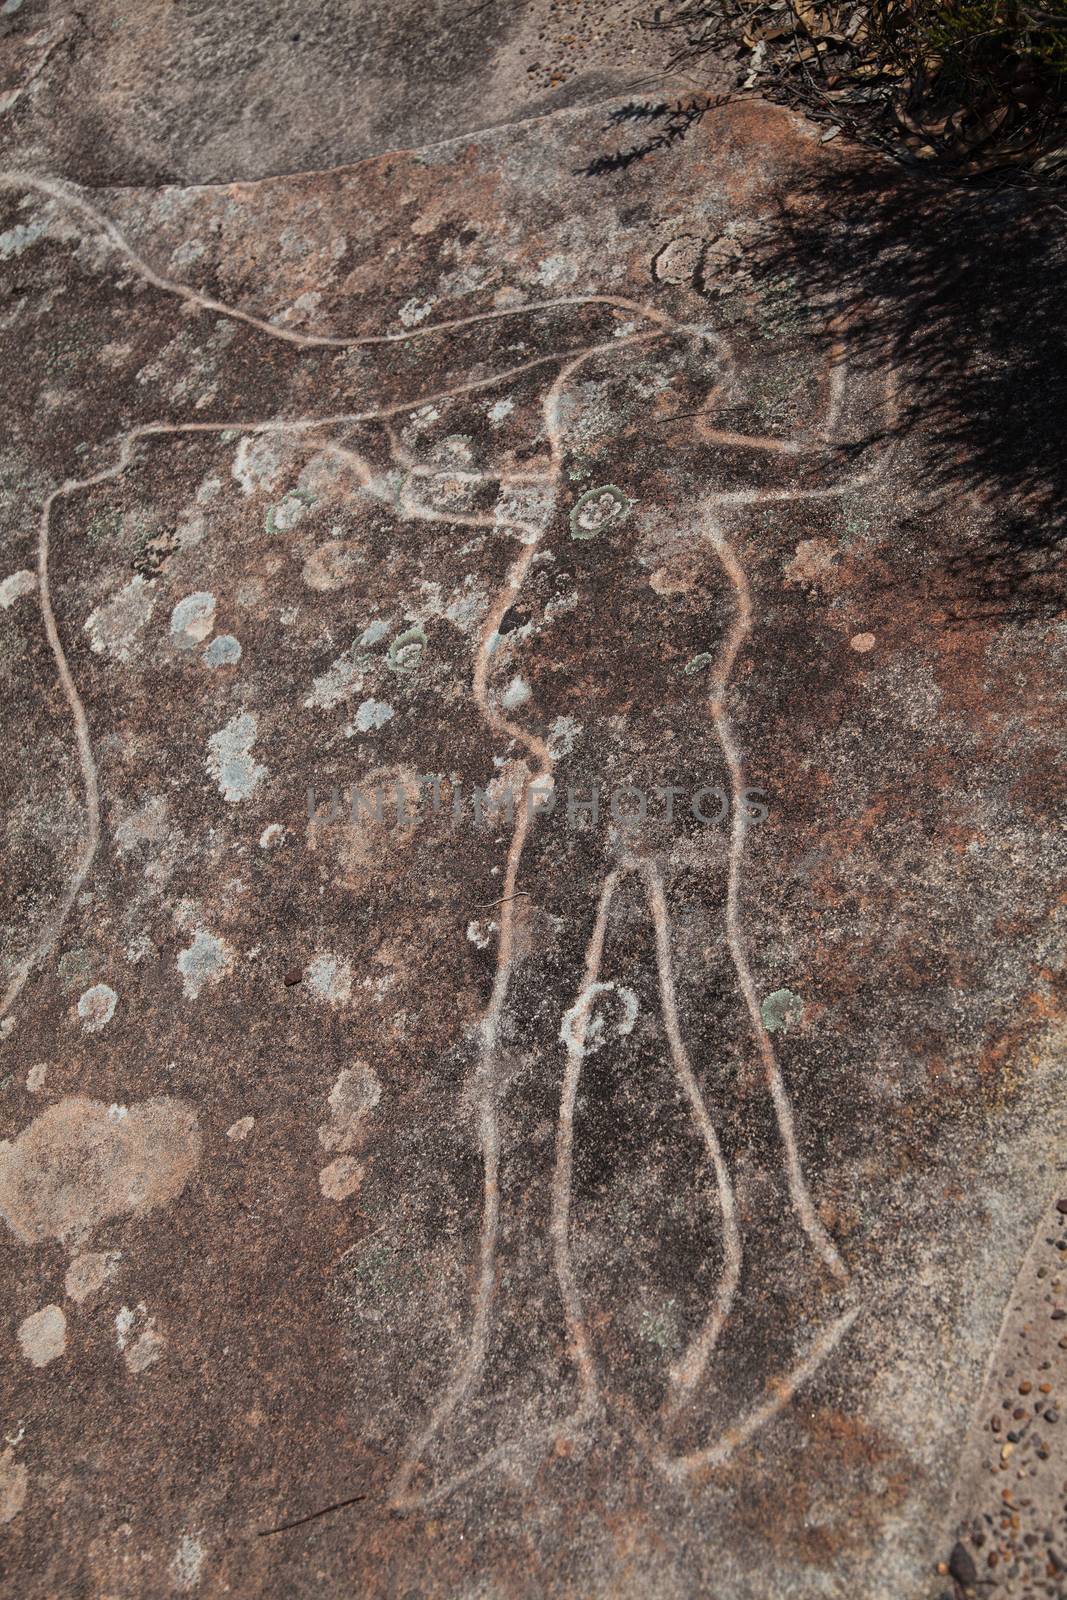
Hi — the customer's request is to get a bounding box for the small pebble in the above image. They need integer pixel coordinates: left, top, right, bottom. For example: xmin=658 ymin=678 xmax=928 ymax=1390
xmin=284 ymin=967 xmax=303 ymax=986
xmin=949 ymin=1542 xmax=978 ymax=1586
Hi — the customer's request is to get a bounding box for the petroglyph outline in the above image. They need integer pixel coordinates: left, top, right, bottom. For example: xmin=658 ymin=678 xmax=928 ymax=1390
xmin=0 ymin=168 xmax=893 ymax=1503
xmin=390 ymin=335 xmax=893 ymax=1505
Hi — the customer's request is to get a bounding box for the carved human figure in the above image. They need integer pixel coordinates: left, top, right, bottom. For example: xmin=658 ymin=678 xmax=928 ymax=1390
xmin=387 ymin=318 xmax=892 ymax=1503
xmin=0 ymin=174 xmax=890 ymax=1511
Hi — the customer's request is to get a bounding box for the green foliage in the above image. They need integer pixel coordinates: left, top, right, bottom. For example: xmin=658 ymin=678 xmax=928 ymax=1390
xmin=871 ymin=2 xmax=1067 ymax=103
xmin=889 ymin=2 xmax=1067 ymax=79
xmin=655 ymin=0 xmax=1067 ymax=180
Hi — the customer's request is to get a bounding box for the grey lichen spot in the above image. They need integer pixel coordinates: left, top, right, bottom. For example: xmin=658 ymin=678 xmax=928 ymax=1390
xmin=303 ymin=539 xmax=363 ymax=592
xmin=319 ymin=1155 xmax=364 ymax=1201
xmin=77 ymin=983 xmax=117 ymax=1033
xmin=684 ymin=652 xmax=714 ymax=676
xmin=202 ymin=634 xmax=242 ymax=669
xmin=206 ymin=711 xmax=266 ymax=803
xmin=57 ymin=949 xmax=93 ymax=994
xmin=65 ymin=1249 xmax=121 ymax=1304
xmin=652 ymin=234 xmax=705 ymax=285
xmin=232 ymin=434 xmax=284 ymax=496
xmin=496 ymin=482 xmax=555 ymax=543
xmin=359 ymin=618 xmax=389 ymax=646
xmin=0 ymin=569 xmax=35 ymax=609
xmin=170 ymin=591 xmax=216 ymax=651
xmin=17 ymin=1304 xmax=66 ymax=1368
xmin=305 ymin=650 xmax=367 ymax=710
xmin=547 ymin=715 xmax=582 ymax=758
xmin=116 ymin=1303 xmax=165 ymax=1373
xmin=387 ymin=625 xmax=427 ymax=675
xmin=0 ymin=1096 xmax=200 ymax=1246
xmin=486 ymin=396 xmax=514 ymax=425
xmin=502 ymin=676 xmax=531 ymax=711
xmin=0 ymin=1447 xmax=27 ymax=1526
xmin=305 ymin=953 xmax=352 ymax=1007
xmin=569 ymin=484 xmax=631 ymax=540
xmin=0 ymin=217 xmax=45 ymax=259
xmin=319 ymin=1063 xmax=382 ymax=1153
xmin=85 ymin=576 xmax=156 ymax=662
xmin=113 ymin=795 xmax=169 ymax=855
xmin=175 ymin=510 xmax=207 ymax=551
xmin=535 ymin=253 xmax=578 ymax=288
xmin=398 ymin=296 xmax=433 ymax=327
xmin=760 ymin=988 xmax=806 ymax=1034
xmin=560 ymin=981 xmax=639 ymax=1057
xmin=171 ymin=1533 xmax=206 ymax=1591
xmin=177 ymin=929 xmax=234 ymax=1000
xmin=353 ymin=698 xmax=394 ymax=732
xmin=434 ymin=434 xmax=474 ymax=467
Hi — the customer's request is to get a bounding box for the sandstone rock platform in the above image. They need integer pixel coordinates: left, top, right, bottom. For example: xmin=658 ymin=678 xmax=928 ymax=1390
xmin=0 ymin=13 xmax=1064 ymax=1597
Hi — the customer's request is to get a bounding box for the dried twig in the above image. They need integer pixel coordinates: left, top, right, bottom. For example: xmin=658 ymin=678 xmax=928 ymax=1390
xmin=257 ymin=1492 xmax=368 ymax=1537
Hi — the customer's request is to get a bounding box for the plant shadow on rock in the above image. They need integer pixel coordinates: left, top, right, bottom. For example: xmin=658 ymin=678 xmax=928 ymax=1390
xmin=587 ymin=100 xmax=1066 ymax=625
xmin=743 ymin=161 xmax=1067 ymax=625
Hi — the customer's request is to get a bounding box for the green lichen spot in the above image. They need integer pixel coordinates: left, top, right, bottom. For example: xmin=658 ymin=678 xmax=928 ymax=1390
xmin=760 ymin=988 xmax=805 ymax=1034
xmin=569 ymin=484 xmax=630 ymax=540
xmin=266 ymin=488 xmax=314 ymax=535
xmin=88 ymin=509 xmax=125 ymax=547
xmin=843 ymin=502 xmax=872 ymax=543
xmin=638 ymin=1298 xmax=679 ymax=1352
xmin=684 ymin=652 xmax=714 ymax=675
xmin=387 ymin=625 xmax=427 ymax=675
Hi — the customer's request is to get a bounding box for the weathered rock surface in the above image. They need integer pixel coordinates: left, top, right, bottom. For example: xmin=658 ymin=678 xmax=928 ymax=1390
xmin=0 ymin=0 xmax=688 ymax=185
xmin=0 ymin=14 xmax=1064 ymax=1598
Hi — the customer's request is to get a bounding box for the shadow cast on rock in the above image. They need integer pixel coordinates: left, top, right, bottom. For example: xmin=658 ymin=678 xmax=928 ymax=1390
xmin=748 ymin=160 xmax=1067 ymax=625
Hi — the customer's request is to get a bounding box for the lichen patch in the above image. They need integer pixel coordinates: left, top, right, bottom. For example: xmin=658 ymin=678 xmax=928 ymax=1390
xmin=0 ymin=1096 xmax=200 ymax=1246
